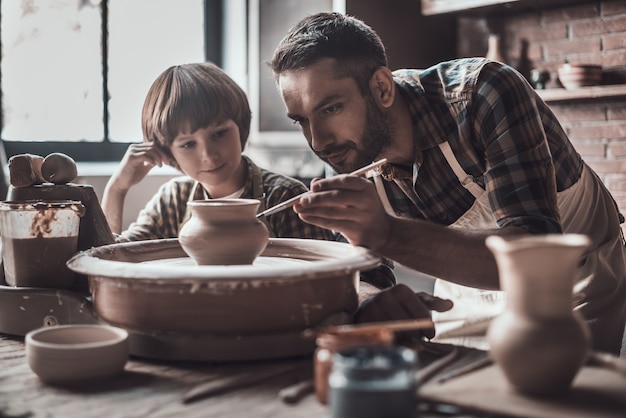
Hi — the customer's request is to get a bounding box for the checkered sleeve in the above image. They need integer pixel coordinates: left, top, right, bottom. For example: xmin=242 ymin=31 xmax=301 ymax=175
xmin=119 ymin=177 xmax=193 ymax=241
xmin=260 ymin=171 xmax=335 ymax=240
xmin=474 ymin=63 xmax=564 ymax=233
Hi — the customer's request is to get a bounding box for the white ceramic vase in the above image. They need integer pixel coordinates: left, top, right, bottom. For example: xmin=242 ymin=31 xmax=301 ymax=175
xmin=179 ymin=199 xmax=269 ymax=265
xmin=486 ymin=34 xmax=505 ymax=63
xmin=485 ymin=233 xmax=591 ymax=396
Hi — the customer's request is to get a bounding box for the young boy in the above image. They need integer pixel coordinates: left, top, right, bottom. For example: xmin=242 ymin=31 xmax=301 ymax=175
xmin=101 ymin=62 xmax=334 ymax=242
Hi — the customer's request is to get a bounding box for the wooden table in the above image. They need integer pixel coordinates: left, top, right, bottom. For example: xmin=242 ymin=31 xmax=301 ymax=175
xmin=4 ymin=332 xmax=624 ymax=418
xmin=1 ymin=333 xmax=497 ymax=418
xmin=0 ymin=333 xmax=330 ymax=418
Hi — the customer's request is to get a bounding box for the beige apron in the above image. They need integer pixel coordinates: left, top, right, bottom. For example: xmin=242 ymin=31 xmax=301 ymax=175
xmin=411 ymin=142 xmax=626 ymax=352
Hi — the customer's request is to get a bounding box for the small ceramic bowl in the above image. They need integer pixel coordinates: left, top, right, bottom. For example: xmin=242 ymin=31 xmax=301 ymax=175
xmin=557 ymin=63 xmax=602 ymax=90
xmin=26 ymin=324 xmax=129 ymax=385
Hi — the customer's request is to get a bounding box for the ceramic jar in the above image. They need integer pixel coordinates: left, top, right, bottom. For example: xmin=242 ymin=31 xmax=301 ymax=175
xmin=328 ymin=345 xmax=417 ymax=418
xmin=179 ymin=199 xmax=269 ymax=265
xmin=0 ymin=200 xmax=85 ymax=289
xmin=314 ymin=328 xmax=394 ymax=404
xmin=485 ymin=234 xmax=591 ymax=396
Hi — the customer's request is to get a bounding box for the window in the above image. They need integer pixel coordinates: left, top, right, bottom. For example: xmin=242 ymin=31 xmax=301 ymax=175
xmin=0 ymin=0 xmax=219 ymax=162
xmin=245 ymin=0 xmax=342 ymax=179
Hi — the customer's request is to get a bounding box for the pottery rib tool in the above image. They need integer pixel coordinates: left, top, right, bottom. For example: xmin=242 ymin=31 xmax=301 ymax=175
xmin=415 ymin=347 xmax=460 ymax=386
xmin=278 ymin=379 xmax=315 ymax=404
xmin=434 ymin=354 xmax=493 ymax=384
xmin=181 ymin=364 xmax=300 ymax=404
xmin=256 ymin=158 xmax=388 ymax=219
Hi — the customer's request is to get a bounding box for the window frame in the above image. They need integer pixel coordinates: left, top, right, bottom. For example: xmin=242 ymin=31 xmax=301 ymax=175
xmin=0 ymin=0 xmax=223 ymax=163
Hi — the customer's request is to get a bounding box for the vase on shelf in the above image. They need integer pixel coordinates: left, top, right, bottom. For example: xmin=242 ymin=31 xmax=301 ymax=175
xmin=486 ymin=33 xmax=505 ymax=63
xmin=179 ymin=199 xmax=269 ymax=265
xmin=485 ymin=233 xmax=591 ymax=396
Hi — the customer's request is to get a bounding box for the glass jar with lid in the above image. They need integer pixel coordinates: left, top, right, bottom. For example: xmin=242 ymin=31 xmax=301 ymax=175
xmin=329 ymin=345 xmax=418 ymax=418
xmin=314 ymin=328 xmax=393 ymax=404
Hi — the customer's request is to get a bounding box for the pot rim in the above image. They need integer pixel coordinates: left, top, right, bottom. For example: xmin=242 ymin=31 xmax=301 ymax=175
xmin=67 ymin=238 xmax=382 ymax=283
xmin=187 ymin=198 xmax=260 ymax=207
xmin=26 ymin=324 xmax=128 ymax=350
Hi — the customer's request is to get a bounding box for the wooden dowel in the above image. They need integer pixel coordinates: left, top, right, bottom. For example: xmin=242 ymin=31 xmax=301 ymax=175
xmin=256 ymin=158 xmax=388 ymax=219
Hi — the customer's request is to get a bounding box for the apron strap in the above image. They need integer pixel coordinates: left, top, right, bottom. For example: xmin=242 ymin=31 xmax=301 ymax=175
xmin=373 ymin=174 xmax=397 ymax=216
xmin=438 ymin=142 xmax=484 ymax=199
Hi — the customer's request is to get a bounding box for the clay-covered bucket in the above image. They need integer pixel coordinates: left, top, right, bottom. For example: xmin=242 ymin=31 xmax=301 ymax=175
xmin=0 ymin=200 xmax=85 ymax=289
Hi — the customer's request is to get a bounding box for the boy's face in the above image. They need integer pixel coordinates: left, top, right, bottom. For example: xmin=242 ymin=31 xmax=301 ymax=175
xmin=170 ymin=119 xmax=245 ymax=197
xmin=278 ymin=58 xmax=390 ymax=174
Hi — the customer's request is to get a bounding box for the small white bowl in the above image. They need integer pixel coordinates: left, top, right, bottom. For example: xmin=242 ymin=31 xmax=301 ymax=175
xmin=26 ymin=324 xmax=129 ymax=385
xmin=557 ymin=63 xmax=602 ymax=90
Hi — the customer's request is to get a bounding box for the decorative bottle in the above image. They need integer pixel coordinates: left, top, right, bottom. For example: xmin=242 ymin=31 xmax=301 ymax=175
xmin=486 ymin=34 xmax=505 ymax=63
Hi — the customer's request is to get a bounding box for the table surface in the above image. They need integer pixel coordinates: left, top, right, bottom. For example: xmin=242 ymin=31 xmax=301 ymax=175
xmin=1 ymin=334 xmax=330 ymax=418
xmin=1 ymin=333 xmax=495 ymax=418
xmin=3 ymin=333 xmax=624 ymax=418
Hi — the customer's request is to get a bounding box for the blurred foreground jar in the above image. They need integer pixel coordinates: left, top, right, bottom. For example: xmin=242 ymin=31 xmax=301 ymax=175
xmin=314 ymin=328 xmax=393 ymax=404
xmin=485 ymin=234 xmax=591 ymax=396
xmin=329 ymin=345 xmax=417 ymax=418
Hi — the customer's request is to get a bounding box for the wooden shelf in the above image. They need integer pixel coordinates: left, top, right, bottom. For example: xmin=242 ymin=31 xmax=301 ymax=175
xmin=535 ymin=85 xmax=626 ymax=103
xmin=421 ymin=0 xmax=590 ymax=16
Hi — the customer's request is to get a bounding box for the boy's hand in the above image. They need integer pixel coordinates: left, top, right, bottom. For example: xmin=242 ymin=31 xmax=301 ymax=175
xmin=111 ymin=142 xmax=169 ymax=192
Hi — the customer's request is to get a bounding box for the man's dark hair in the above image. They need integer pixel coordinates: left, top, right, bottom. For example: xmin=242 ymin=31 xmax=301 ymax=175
xmin=268 ymin=12 xmax=388 ymax=94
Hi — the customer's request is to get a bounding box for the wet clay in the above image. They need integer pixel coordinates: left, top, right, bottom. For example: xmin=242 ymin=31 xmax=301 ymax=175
xmin=68 ymin=238 xmax=381 ymax=335
xmin=3 ymin=235 xmax=78 ymax=289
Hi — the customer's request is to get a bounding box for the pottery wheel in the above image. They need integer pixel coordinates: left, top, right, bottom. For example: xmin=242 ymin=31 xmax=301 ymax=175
xmin=67 ymin=238 xmax=382 ymax=362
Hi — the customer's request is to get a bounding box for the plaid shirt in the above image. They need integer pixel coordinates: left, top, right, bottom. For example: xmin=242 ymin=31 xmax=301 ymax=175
xmin=385 ymin=58 xmax=583 ymax=233
xmin=120 ymin=155 xmax=335 ymax=242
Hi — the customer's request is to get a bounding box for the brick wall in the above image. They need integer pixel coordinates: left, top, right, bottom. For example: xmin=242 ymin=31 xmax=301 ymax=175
xmin=457 ymin=0 xmax=626 ymax=221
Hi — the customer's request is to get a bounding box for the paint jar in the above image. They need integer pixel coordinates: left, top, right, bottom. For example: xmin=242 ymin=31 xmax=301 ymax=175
xmin=0 ymin=200 xmax=85 ymax=289
xmin=329 ymin=345 xmax=418 ymax=418
xmin=314 ymin=328 xmax=393 ymax=404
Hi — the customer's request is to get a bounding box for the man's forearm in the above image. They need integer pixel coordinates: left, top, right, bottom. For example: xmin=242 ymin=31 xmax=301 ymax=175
xmin=379 ymin=216 xmax=526 ymax=290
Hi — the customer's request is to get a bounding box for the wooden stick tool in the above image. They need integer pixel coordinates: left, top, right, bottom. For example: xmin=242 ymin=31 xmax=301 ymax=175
xmin=256 ymin=158 xmax=388 ymax=219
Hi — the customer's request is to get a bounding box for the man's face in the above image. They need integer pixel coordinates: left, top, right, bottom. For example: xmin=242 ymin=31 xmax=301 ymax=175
xmin=278 ymin=58 xmax=392 ymax=174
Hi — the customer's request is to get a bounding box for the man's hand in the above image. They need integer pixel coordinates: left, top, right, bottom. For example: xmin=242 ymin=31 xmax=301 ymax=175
xmin=353 ymin=284 xmax=453 ymax=340
xmin=294 ymin=175 xmax=391 ymax=252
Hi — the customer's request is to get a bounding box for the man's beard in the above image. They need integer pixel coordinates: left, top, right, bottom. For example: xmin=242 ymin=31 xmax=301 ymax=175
xmin=319 ymin=94 xmax=393 ymax=174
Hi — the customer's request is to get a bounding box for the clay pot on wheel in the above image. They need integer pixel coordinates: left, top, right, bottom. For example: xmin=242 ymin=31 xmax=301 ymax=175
xmin=485 ymin=234 xmax=591 ymax=397
xmin=179 ymin=199 xmax=269 ymax=265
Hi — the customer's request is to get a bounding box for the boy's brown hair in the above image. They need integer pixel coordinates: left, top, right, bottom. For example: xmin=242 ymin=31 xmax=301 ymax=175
xmin=142 ymin=62 xmax=251 ymax=168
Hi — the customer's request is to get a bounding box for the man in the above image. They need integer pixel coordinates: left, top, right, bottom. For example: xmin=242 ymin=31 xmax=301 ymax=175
xmin=268 ymin=12 xmax=626 ymax=354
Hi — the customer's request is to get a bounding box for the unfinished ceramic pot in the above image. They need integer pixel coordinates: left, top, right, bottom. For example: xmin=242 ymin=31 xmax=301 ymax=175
xmin=485 ymin=234 xmax=591 ymax=396
xmin=179 ymin=199 xmax=269 ymax=265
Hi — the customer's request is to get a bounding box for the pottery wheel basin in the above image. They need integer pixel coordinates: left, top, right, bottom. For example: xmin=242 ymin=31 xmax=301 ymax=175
xmin=67 ymin=238 xmax=381 ymax=335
